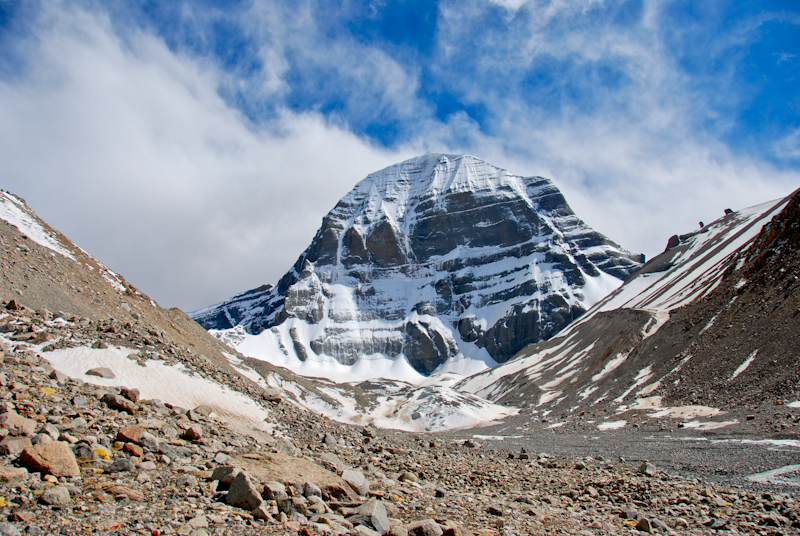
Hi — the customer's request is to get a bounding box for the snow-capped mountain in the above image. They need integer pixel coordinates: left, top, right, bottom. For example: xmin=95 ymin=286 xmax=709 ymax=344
xmin=192 ymin=154 xmax=643 ymax=377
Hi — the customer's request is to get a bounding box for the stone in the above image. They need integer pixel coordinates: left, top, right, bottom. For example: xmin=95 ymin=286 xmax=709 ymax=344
xmin=19 ymin=442 xmax=80 ymax=477
xmin=187 ymin=515 xmax=208 ymax=529
xmin=342 ymin=469 xmax=370 ymax=496
xmin=183 ymin=425 xmax=203 ymax=441
xmin=442 ymin=528 xmax=474 ymax=536
xmin=211 ymin=466 xmax=241 ymax=487
xmin=347 ymin=500 xmax=390 ymax=535
xmin=398 ymin=472 xmax=418 ymax=483
xmin=193 ymin=405 xmax=213 ymax=417
xmin=37 ymin=423 xmax=60 ymax=440
xmin=0 ymin=436 xmax=31 ymax=456
xmin=106 ymin=458 xmax=136 ymax=473
xmin=0 ymin=465 xmax=27 ymax=484
xmin=106 ymin=485 xmax=144 ymax=501
xmin=50 ymin=370 xmax=69 ymax=384
xmin=352 ymin=527 xmax=380 ymax=536
xmin=137 ymin=461 xmax=156 ymax=471
xmin=213 ymin=452 xmax=229 ymax=464
xmin=31 ymin=434 xmax=52 ymax=446
xmin=137 ymin=432 xmax=160 ymax=451
xmin=101 ymin=394 xmax=137 ymax=414
xmin=116 ymin=426 xmax=145 ymax=444
xmin=251 ymin=504 xmax=273 ymax=521
xmin=303 ymin=481 xmax=322 ymax=498
xmin=0 ymin=522 xmax=20 ymax=536
xmin=323 ymin=433 xmax=338 ymax=446
xmin=120 ymin=387 xmax=140 ymax=403
xmin=389 ymin=527 xmax=409 ymax=536
xmin=0 ymin=412 xmax=38 ymax=436
xmin=40 ymin=485 xmax=71 ymax=505
xmin=123 ymin=443 xmax=143 ymax=457
xmin=86 ymin=367 xmax=115 ymax=379
xmin=406 ymin=520 xmax=444 ymax=536
xmin=635 ymin=518 xmax=652 ymax=533
xmin=176 ymin=474 xmax=198 ymax=488
xmin=225 ymin=472 xmax=263 ymax=511
xmin=263 ymin=481 xmax=288 ymax=501
xmin=639 ymin=462 xmax=657 ymax=477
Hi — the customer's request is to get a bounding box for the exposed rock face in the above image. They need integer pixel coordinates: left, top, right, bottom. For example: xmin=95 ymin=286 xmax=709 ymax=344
xmin=192 ymin=154 xmax=643 ymax=374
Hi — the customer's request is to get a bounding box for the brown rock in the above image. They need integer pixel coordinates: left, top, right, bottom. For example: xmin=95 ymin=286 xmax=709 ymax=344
xmin=231 ymin=452 xmax=358 ymax=501
xmin=19 ymin=441 xmax=80 ymax=477
xmin=406 ymin=520 xmax=444 ymax=536
xmin=442 ymin=528 xmax=474 ymax=536
xmin=183 ymin=425 xmax=203 ymax=441
xmin=120 ymin=387 xmax=140 ymax=403
xmin=101 ymin=394 xmax=137 ymax=414
xmin=86 ymin=367 xmax=115 ymax=379
xmin=0 ymin=465 xmax=27 ymax=484
xmin=0 ymin=411 xmax=38 ymax=436
xmin=123 ymin=443 xmax=143 ymax=457
xmin=105 ymin=485 xmax=144 ymax=501
xmin=116 ymin=426 xmax=145 ymax=444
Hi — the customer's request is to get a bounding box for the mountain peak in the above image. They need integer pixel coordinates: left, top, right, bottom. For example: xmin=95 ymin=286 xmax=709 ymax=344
xmin=192 ymin=155 xmax=644 ymax=377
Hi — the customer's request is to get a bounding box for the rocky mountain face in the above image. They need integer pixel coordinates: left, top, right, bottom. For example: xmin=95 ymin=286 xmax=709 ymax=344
xmin=457 ymin=191 xmax=800 ymax=436
xmin=192 ymin=154 xmax=643 ymax=374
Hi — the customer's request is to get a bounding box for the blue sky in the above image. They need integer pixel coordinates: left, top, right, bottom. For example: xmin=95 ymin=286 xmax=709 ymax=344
xmin=0 ymin=0 xmax=798 ymax=309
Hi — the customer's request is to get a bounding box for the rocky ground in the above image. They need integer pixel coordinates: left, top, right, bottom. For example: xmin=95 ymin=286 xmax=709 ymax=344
xmin=0 ymin=303 xmax=797 ymax=536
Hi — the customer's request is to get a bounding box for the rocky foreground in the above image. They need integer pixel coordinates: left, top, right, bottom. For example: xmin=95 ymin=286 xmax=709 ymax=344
xmin=0 ymin=302 xmax=796 ymax=536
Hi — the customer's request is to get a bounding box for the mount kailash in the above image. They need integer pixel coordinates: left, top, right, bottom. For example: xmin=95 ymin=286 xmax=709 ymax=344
xmin=191 ymin=154 xmax=644 ymax=379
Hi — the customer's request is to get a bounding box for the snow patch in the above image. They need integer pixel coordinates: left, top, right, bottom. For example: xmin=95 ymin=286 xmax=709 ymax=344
xmin=730 ymin=350 xmax=758 ymax=380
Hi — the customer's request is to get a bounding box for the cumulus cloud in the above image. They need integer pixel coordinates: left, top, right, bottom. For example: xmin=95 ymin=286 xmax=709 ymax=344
xmin=0 ymin=5 xmax=415 ymax=310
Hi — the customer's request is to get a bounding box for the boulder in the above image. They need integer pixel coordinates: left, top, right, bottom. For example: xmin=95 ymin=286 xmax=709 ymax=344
xmin=0 ymin=436 xmax=31 ymax=456
xmin=225 ymin=472 xmax=263 ymax=511
xmin=86 ymin=367 xmax=115 ymax=379
xmin=342 ymin=469 xmax=370 ymax=496
xmin=347 ymin=500 xmax=390 ymax=535
xmin=0 ymin=465 xmax=27 ymax=484
xmin=19 ymin=442 xmax=80 ymax=477
xmin=40 ymin=485 xmax=71 ymax=505
xmin=101 ymin=394 xmax=137 ymax=414
xmin=0 ymin=412 xmax=38 ymax=436
xmin=116 ymin=426 xmax=146 ymax=444
xmin=406 ymin=520 xmax=444 ymax=536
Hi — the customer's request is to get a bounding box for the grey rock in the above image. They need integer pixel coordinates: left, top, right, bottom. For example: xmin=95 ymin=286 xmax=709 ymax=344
xmin=0 ymin=522 xmax=21 ymax=536
xmin=406 ymin=520 xmax=444 ymax=536
xmin=176 ymin=474 xmax=198 ymax=488
xmin=303 ymin=481 xmax=322 ymax=498
xmin=106 ymin=458 xmax=136 ymax=473
xmin=211 ymin=466 xmax=241 ymax=486
xmin=225 ymin=472 xmax=263 ymax=511
xmin=639 ymin=462 xmax=657 ymax=477
xmin=342 ymin=469 xmax=369 ymax=496
xmin=40 ymin=485 xmax=71 ymax=505
xmin=347 ymin=500 xmax=390 ymax=535
xmin=263 ymin=481 xmax=288 ymax=501
xmin=30 ymin=434 xmax=52 ymax=446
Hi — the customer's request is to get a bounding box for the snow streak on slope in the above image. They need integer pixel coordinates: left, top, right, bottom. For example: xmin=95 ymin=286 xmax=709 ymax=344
xmin=0 ymin=192 xmax=75 ymax=260
xmin=455 ymin=198 xmax=788 ymax=421
xmin=597 ymin=198 xmax=788 ymax=313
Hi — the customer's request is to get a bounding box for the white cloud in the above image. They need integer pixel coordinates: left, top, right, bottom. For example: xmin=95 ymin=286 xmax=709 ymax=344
xmin=0 ymin=1 xmax=797 ymax=314
xmin=0 ymin=5 xmax=415 ymax=310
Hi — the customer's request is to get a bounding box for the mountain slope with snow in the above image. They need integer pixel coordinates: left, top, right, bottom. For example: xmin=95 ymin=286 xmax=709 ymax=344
xmin=192 ymin=154 xmax=643 ymax=378
xmin=456 ymin=192 xmax=798 ymax=434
